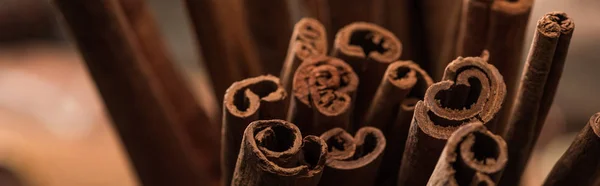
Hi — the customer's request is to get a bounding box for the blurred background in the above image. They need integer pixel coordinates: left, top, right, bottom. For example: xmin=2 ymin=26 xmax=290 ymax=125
xmin=0 ymin=0 xmax=597 ymax=185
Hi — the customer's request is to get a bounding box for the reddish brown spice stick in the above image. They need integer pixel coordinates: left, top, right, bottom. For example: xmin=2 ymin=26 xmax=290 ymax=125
xmin=486 ymin=0 xmax=534 ymax=135
xmin=231 ymin=120 xmax=327 ymax=186
xmin=116 ymin=0 xmax=221 ymax=183
xmin=222 ymin=75 xmax=287 ymax=186
xmin=383 ymin=0 xmax=424 ymax=63
xmin=293 ymin=0 xmax=332 ymax=36
xmin=455 ymin=0 xmax=493 ymax=57
xmin=319 ymin=127 xmax=386 ymax=186
xmin=240 ymin=0 xmax=292 ymax=75
xmin=428 ymin=122 xmax=508 ymax=186
xmin=543 ymin=113 xmax=600 ymax=186
xmin=397 ymin=56 xmax=505 ymax=186
xmin=500 ymin=12 xmax=574 ymax=186
xmin=326 ymin=0 xmax=384 ymax=43
xmin=331 ymin=22 xmax=402 ymax=127
xmin=52 ymin=0 xmax=207 ymax=185
xmin=182 ymin=0 xmax=262 ymax=104
xmin=280 ymin=18 xmax=328 ymax=94
xmin=288 ymin=56 xmax=358 ymax=135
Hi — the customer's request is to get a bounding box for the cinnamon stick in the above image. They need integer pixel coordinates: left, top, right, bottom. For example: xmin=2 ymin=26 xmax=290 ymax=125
xmin=292 ymin=0 xmax=331 ymax=37
xmin=331 ymin=22 xmax=402 ymax=127
xmin=500 ymin=12 xmax=574 ymax=186
xmin=222 ymin=75 xmax=287 ymax=186
xmin=543 ymin=113 xmax=600 ymax=186
xmin=319 ymin=127 xmax=386 ymax=186
xmin=327 ymin=0 xmax=385 ymax=43
xmin=369 ymin=61 xmax=433 ymax=185
xmin=428 ymin=121 xmax=508 ymax=186
xmin=397 ymin=56 xmax=505 ymax=186
xmin=52 ymin=0 xmax=207 ymax=184
xmin=231 ymin=120 xmax=327 ymax=186
xmin=240 ymin=0 xmax=292 ymax=75
xmin=116 ymin=0 xmax=221 ymax=183
xmin=288 ymin=55 xmax=359 ymax=135
xmin=456 ymin=0 xmax=493 ymax=57
xmin=182 ymin=0 xmax=262 ymax=104
xmin=281 ymin=18 xmax=328 ymax=94
xmin=383 ymin=0 xmax=425 ymax=63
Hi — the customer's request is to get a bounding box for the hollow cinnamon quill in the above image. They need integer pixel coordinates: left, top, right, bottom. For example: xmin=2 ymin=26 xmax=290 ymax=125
xmin=428 ymin=121 xmax=508 ymax=186
xmin=281 ymin=18 xmax=328 ymax=94
xmin=318 ymin=127 xmax=386 ymax=186
xmin=543 ymin=113 xmax=600 ymax=186
xmin=500 ymin=12 xmax=574 ymax=186
xmin=222 ymin=75 xmax=287 ymax=186
xmin=52 ymin=0 xmax=207 ymax=184
xmin=288 ymin=55 xmax=358 ymax=135
xmin=231 ymin=120 xmax=327 ymax=186
xmin=331 ymin=22 xmax=402 ymax=126
xmin=327 ymin=0 xmax=385 ymax=43
xmin=397 ymin=56 xmax=506 ymax=186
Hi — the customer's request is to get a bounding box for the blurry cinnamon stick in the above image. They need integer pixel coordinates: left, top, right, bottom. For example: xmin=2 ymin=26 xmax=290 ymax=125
xmin=428 ymin=121 xmax=508 ymax=186
xmin=222 ymin=75 xmax=287 ymax=186
xmin=332 ymin=22 xmax=402 ymax=127
xmin=183 ymin=0 xmax=262 ymax=104
xmin=281 ymin=18 xmax=328 ymax=94
xmin=231 ymin=120 xmax=327 ymax=186
xmin=116 ymin=0 xmax=221 ymax=183
xmin=543 ymin=113 xmax=600 ymax=186
xmin=456 ymin=0 xmax=493 ymax=57
xmin=500 ymin=12 xmax=574 ymax=186
xmin=397 ymin=56 xmax=505 ymax=186
xmin=383 ymin=0 xmax=425 ymax=63
xmin=318 ymin=127 xmax=386 ymax=186
xmin=293 ymin=0 xmax=331 ymax=36
xmin=288 ymin=56 xmax=358 ymax=135
xmin=327 ymin=0 xmax=385 ymax=43
xmin=52 ymin=0 xmax=207 ymax=185
xmin=240 ymin=0 xmax=292 ymax=75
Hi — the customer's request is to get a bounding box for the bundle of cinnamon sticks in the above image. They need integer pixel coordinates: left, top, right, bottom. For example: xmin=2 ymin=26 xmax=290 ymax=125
xmin=50 ymin=0 xmax=594 ymax=185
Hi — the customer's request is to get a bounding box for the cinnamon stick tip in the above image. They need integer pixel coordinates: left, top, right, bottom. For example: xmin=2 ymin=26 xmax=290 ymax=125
xmin=224 ymin=75 xmax=286 ymax=117
xmin=538 ymin=12 xmax=574 ymax=37
xmin=453 ymin=122 xmax=507 ymax=174
xmin=320 ymin=128 xmax=356 ymax=160
xmin=334 ymin=22 xmax=402 ymax=62
xmin=386 ymin=61 xmax=420 ymax=89
xmin=300 ymin=135 xmax=328 ymax=174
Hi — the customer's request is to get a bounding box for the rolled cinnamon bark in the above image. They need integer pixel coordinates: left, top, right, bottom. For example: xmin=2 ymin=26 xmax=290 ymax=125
xmin=281 ymin=18 xmax=328 ymax=94
xmin=222 ymin=75 xmax=287 ymax=186
xmin=397 ymin=56 xmax=505 ymax=186
xmin=543 ymin=113 xmax=600 ymax=186
xmin=52 ymin=0 xmax=208 ymax=185
xmin=232 ymin=120 xmax=327 ymax=186
xmin=500 ymin=12 xmax=574 ymax=186
xmin=428 ymin=121 xmax=508 ymax=186
xmin=292 ymin=0 xmax=331 ymax=34
xmin=319 ymin=127 xmax=386 ymax=186
xmin=289 ymin=56 xmax=358 ymax=135
xmin=456 ymin=0 xmax=493 ymax=57
xmin=331 ymin=22 xmax=402 ymax=127
xmin=327 ymin=0 xmax=385 ymax=44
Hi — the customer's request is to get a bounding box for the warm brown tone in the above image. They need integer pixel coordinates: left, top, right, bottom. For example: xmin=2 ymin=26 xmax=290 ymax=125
xmin=231 ymin=120 xmax=327 ymax=186
xmin=500 ymin=12 xmax=574 ymax=186
xmin=319 ymin=127 xmax=386 ymax=186
xmin=397 ymin=56 xmax=505 ymax=186
xmin=543 ymin=113 xmax=600 ymax=186
xmin=327 ymin=0 xmax=384 ymax=44
xmin=281 ymin=18 xmax=329 ymax=94
xmin=222 ymin=75 xmax=287 ymax=186
xmin=427 ymin=122 xmax=508 ymax=186
xmin=289 ymin=56 xmax=359 ymax=135
xmin=456 ymin=0 xmax=493 ymax=57
xmin=52 ymin=0 xmax=209 ymax=185
xmin=331 ymin=22 xmax=402 ymax=127
xmin=293 ymin=0 xmax=332 ymax=41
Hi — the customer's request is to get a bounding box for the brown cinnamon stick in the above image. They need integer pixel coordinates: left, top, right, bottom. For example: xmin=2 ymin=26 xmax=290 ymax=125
xmin=500 ymin=12 xmax=574 ymax=186
xmin=481 ymin=0 xmax=534 ymax=135
xmin=327 ymin=0 xmax=385 ymax=43
xmin=240 ymin=0 xmax=292 ymax=75
xmin=288 ymin=56 xmax=359 ymax=135
xmin=52 ymin=0 xmax=207 ymax=184
xmin=183 ymin=0 xmax=262 ymax=104
xmin=222 ymin=75 xmax=287 ymax=186
xmin=231 ymin=120 xmax=327 ymax=186
xmin=331 ymin=22 xmax=402 ymax=127
xmin=281 ymin=18 xmax=328 ymax=94
xmin=543 ymin=113 xmax=600 ymax=186
xmin=319 ymin=127 xmax=386 ymax=186
xmin=428 ymin=121 xmax=508 ymax=186
xmin=369 ymin=61 xmax=433 ymax=185
xmin=293 ymin=0 xmax=331 ymax=37
xmin=397 ymin=56 xmax=505 ymax=186
xmin=117 ymin=0 xmax=221 ymax=183
xmin=456 ymin=0 xmax=493 ymax=57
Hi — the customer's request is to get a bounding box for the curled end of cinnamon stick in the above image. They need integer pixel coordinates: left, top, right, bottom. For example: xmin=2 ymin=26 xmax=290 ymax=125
xmin=471 ymin=172 xmax=495 ymax=186
xmin=224 ymin=75 xmax=286 ymax=117
xmin=320 ymin=128 xmax=357 ymax=160
xmin=590 ymin=112 xmax=600 ymax=137
xmin=322 ymin=127 xmax=386 ymax=169
xmin=334 ymin=22 xmax=402 ymax=62
xmin=293 ymin=56 xmax=358 ymax=114
xmin=386 ymin=61 xmax=421 ymax=89
xmin=537 ymin=12 xmax=574 ymax=38
xmin=457 ymin=124 xmax=508 ymax=174
xmin=293 ymin=18 xmax=328 ymax=57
